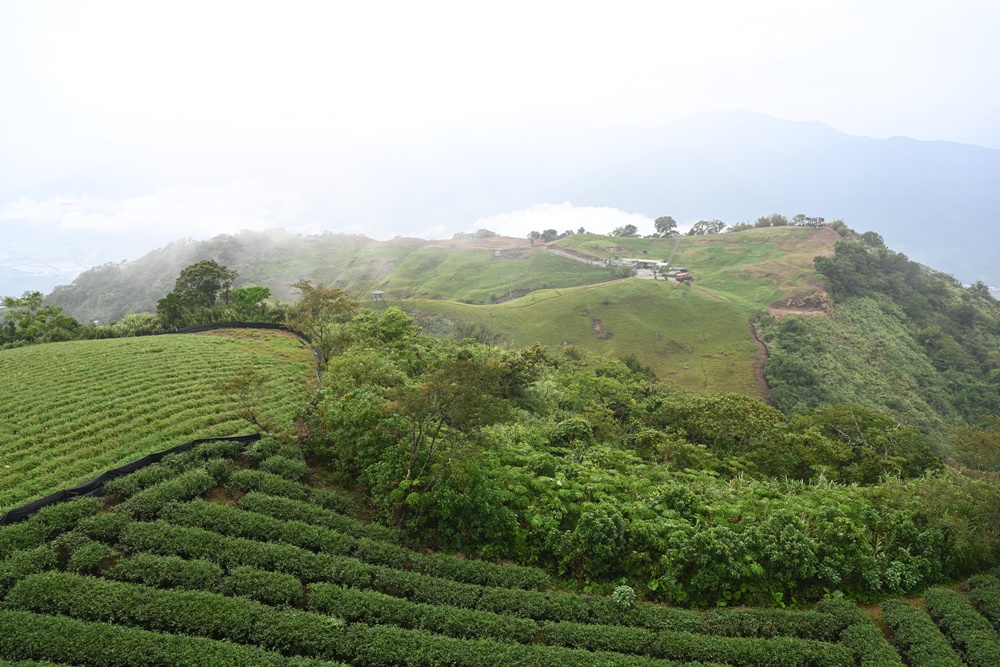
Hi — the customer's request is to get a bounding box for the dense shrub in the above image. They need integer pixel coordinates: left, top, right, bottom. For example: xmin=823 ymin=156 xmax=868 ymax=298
xmin=968 ymin=573 xmax=1000 ymax=631
xmin=542 ymin=621 xmax=656 ymax=655
xmin=0 ymin=498 xmax=100 ymax=553
xmin=339 ymin=623 xmax=704 ymax=667
xmin=221 ymin=566 xmax=303 ymax=606
xmin=838 ymin=621 xmax=904 ymax=667
xmin=0 ymin=547 xmax=57 ymax=597
xmin=654 ymin=630 xmax=853 ymax=667
xmin=237 ymin=492 xmax=401 ymax=542
xmin=701 ymin=608 xmax=839 ymax=641
xmin=4 ymin=572 xmax=346 ymax=660
xmin=881 ymin=598 xmax=963 ymax=667
xmin=589 ymin=595 xmax=703 ymax=633
xmin=228 ymin=470 xmax=310 ymax=500
xmin=260 ymin=455 xmax=309 ymax=482
xmin=115 ymin=468 xmax=216 ymax=519
xmin=118 ymin=521 xmax=328 ymax=580
xmin=105 ymin=553 xmax=223 ymax=591
xmin=75 ymin=511 xmax=134 ymax=544
xmin=244 ymin=437 xmax=304 ymax=466
xmin=66 ymin=540 xmax=113 ymax=575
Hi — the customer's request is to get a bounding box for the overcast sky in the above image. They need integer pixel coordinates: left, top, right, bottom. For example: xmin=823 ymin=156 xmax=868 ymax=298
xmin=2 ymin=0 xmax=999 ymax=291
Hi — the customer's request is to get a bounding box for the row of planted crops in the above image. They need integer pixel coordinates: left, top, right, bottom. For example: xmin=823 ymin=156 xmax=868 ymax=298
xmin=0 ymin=330 xmax=314 ymax=511
xmin=2 ymin=437 xmax=1000 ymax=666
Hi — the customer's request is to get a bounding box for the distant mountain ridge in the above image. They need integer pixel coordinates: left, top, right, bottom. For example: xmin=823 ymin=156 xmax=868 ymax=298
xmin=14 ymin=110 xmax=1000 ymax=297
xmin=532 ymin=111 xmax=1000 ymax=287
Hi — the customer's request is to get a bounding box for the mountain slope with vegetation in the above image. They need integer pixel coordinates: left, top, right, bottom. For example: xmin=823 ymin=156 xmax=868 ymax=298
xmin=45 ymin=231 xmax=611 ymax=324
xmin=759 ymin=236 xmax=1000 ymax=449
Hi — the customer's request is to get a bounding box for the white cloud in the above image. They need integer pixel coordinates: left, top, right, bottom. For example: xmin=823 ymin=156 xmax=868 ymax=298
xmin=0 ymin=183 xmax=307 ymax=238
xmin=470 ymin=203 xmax=654 ymax=239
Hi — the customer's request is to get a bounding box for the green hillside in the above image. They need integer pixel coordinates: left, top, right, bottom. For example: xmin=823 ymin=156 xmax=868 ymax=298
xmin=47 ymin=232 xmax=611 ymax=323
xmin=0 ymin=329 xmax=314 ymax=513
xmin=408 ymin=279 xmax=762 ymax=396
xmin=406 ymin=227 xmax=839 ymax=396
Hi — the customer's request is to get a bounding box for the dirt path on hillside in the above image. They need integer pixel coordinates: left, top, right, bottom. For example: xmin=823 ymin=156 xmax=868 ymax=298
xmin=748 ymin=316 xmax=772 ymax=402
xmin=545 ymin=247 xmax=606 ymax=266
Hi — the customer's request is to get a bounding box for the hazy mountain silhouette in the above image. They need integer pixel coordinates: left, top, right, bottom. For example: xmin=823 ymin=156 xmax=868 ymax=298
xmin=536 ymin=110 xmax=1000 ymax=286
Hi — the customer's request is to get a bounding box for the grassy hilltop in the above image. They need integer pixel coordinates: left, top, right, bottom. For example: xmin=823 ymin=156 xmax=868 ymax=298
xmin=408 ymin=226 xmax=838 ymax=396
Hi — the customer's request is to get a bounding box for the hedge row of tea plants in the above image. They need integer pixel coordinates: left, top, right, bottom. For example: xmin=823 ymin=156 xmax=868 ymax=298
xmin=968 ymin=572 xmax=1000 ymax=631
xmin=106 ymin=515 xmax=885 ymax=649
xmin=3 ymin=571 xmax=725 ymax=667
xmin=0 ymin=497 xmax=100 ymax=553
xmin=0 ymin=608 xmax=343 ymax=667
xmin=160 ymin=498 xmax=547 ymax=590
xmin=880 ymin=598 xmax=964 ymax=667
xmin=238 ymin=490 xmax=401 ymax=542
xmin=923 ymin=586 xmax=1000 ymax=667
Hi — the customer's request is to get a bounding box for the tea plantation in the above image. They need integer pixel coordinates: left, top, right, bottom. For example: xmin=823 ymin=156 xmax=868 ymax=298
xmin=3 ymin=436 xmax=999 ymax=666
xmin=0 ymin=329 xmax=315 ymax=513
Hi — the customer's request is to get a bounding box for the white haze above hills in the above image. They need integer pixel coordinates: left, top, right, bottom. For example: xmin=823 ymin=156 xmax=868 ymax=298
xmin=3 ymin=110 xmax=1000 ymax=296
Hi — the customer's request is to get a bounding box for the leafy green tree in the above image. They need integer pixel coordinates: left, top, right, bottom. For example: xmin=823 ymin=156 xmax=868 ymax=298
xmin=687 ymin=219 xmax=727 ymax=235
xmin=155 ymin=291 xmax=188 ymax=328
xmin=610 ymin=224 xmax=639 ymax=238
xmin=755 ymin=213 xmax=789 ymax=228
xmin=790 ymin=405 xmax=937 ymax=483
xmin=231 ymin=285 xmax=270 ymax=310
xmin=951 ymin=417 xmax=1000 ymax=471
xmin=860 ymin=230 xmax=886 ymax=248
xmin=284 ymin=280 xmax=359 ymax=366
xmin=654 ymin=216 xmax=678 ymax=237
xmin=527 ymin=231 xmax=541 ymax=245
xmin=173 ymin=260 xmax=238 ymax=308
xmin=540 ymin=229 xmax=560 ymax=242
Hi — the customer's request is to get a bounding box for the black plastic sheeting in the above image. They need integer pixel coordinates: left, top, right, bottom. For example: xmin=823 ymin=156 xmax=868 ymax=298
xmin=0 ymin=433 xmax=261 ymax=527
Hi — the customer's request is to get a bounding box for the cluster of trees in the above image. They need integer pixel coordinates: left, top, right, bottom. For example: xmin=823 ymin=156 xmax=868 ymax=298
xmin=155 ymin=259 xmax=284 ymax=328
xmin=1 ymin=260 xmax=282 ymax=348
xmin=452 ymin=229 xmax=500 ymax=240
xmin=279 ymin=304 xmax=1000 ymax=606
xmin=523 ymin=214 xmax=837 ymax=241
xmin=527 ymin=229 xmax=583 ymax=244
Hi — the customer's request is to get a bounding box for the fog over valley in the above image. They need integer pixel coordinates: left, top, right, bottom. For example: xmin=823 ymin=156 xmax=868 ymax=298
xmin=2 ymin=1 xmax=999 ymax=295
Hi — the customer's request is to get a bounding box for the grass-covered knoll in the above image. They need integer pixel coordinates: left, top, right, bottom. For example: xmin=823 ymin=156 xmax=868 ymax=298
xmin=556 ymin=226 xmax=837 ymax=308
xmin=369 ymin=244 xmax=611 ymax=304
xmin=408 ymin=279 xmax=762 ymax=396
xmin=0 ymin=437 xmax=906 ymax=666
xmin=0 ymin=329 xmax=314 ymax=513
xmin=407 ymin=227 xmax=839 ymax=396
